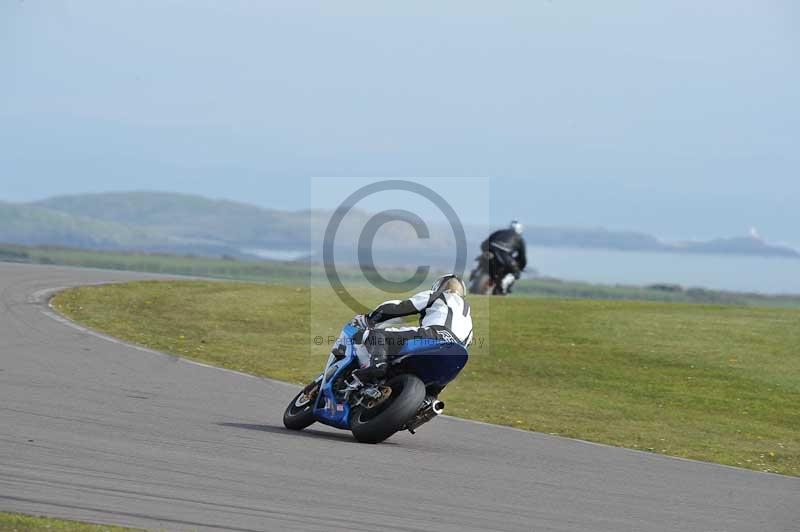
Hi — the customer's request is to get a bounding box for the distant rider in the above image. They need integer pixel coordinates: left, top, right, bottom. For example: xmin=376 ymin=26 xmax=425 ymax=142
xmin=480 ymin=220 xmax=527 ymax=294
xmin=350 ymin=275 xmax=472 ymax=393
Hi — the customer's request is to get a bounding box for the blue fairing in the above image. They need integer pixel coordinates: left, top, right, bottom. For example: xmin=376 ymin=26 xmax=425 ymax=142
xmin=394 ymin=338 xmax=469 ymax=388
xmin=312 ymin=324 xmax=358 ymax=429
xmin=312 ymin=323 xmax=468 ymax=430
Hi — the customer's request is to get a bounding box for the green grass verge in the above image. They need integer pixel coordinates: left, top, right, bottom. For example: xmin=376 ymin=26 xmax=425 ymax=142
xmin=0 ymin=513 xmax=141 ymax=531
xmin=52 ymin=281 xmax=800 ymax=476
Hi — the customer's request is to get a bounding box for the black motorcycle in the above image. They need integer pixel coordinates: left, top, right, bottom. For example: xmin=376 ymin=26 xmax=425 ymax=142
xmin=468 ymin=250 xmax=516 ymax=295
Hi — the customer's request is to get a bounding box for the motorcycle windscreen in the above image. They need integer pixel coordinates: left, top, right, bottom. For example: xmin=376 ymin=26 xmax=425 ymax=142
xmin=393 ymin=339 xmax=469 ymax=388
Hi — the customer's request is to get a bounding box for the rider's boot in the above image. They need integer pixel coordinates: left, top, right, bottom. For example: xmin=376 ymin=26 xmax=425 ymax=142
xmin=501 ymin=273 xmax=516 ymax=294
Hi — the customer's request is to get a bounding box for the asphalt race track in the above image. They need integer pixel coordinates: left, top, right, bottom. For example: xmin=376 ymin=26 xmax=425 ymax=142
xmin=0 ymin=263 xmax=797 ymax=531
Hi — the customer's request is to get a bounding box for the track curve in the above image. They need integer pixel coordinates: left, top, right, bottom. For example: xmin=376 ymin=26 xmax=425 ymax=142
xmin=0 ymin=263 xmax=797 ymax=531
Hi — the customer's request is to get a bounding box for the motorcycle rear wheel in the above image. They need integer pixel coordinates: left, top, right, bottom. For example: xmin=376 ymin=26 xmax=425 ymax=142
xmin=350 ymin=374 xmax=426 ymax=444
xmin=469 ymin=271 xmax=493 ymax=295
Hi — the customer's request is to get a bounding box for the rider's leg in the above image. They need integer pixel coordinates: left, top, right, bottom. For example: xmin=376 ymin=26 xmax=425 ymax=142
xmin=501 ymin=272 xmax=516 ymax=293
xmin=353 ymin=327 xmax=441 ymax=383
xmin=352 ymin=330 xmax=389 ymax=382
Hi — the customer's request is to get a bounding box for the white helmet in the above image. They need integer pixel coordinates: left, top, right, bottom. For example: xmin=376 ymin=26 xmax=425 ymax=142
xmin=510 ymin=219 xmax=523 ymax=235
xmin=431 ymin=274 xmax=466 ymax=296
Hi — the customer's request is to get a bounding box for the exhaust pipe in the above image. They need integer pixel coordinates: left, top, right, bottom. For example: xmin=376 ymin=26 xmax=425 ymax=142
xmin=406 ymin=397 xmax=445 ymax=434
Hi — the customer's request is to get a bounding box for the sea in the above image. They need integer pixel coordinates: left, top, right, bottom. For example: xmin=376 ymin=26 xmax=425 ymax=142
xmin=527 ymin=246 xmax=800 ymax=295
xmin=241 ymin=246 xmax=800 ymax=295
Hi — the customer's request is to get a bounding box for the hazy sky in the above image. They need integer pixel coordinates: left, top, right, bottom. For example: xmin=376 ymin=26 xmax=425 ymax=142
xmin=2 ymin=1 xmax=798 ymax=244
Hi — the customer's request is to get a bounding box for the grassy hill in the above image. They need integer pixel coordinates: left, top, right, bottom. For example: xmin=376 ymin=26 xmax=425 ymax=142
xmin=35 ymin=191 xmax=310 ymax=250
xmin=2 ymin=193 xmax=314 ymax=256
xmin=1 ymin=191 xmax=796 ymax=261
xmin=0 ymin=201 xmax=163 ymax=249
xmin=20 ymin=191 xmax=464 ymax=262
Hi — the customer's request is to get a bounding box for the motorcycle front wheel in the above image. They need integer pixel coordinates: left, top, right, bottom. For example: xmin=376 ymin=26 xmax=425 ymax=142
xmin=349 ymin=374 xmax=426 ymax=444
xmin=283 ymin=385 xmax=317 ymax=430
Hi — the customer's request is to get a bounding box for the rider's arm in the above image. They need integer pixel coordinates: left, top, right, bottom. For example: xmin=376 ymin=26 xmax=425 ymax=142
xmin=367 ymin=290 xmax=433 ymax=324
xmin=481 ymin=230 xmax=501 ymax=252
xmin=516 ymin=237 xmax=527 ymax=271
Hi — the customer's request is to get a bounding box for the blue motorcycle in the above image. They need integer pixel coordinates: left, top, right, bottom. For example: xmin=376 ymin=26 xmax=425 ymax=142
xmin=283 ymin=319 xmax=469 ymax=443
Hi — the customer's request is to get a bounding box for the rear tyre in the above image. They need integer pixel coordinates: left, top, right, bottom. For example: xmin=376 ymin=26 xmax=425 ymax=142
xmin=350 ymin=374 xmax=426 ymax=444
xmin=283 ymin=387 xmax=317 ymax=430
xmin=470 ymin=272 xmax=493 ymax=295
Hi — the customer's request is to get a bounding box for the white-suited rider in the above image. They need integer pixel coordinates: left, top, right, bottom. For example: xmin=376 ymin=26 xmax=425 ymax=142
xmin=350 ymin=275 xmax=472 ymax=394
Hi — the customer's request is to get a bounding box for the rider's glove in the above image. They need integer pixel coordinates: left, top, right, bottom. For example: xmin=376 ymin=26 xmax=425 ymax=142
xmin=352 ymin=314 xmax=371 ymax=330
